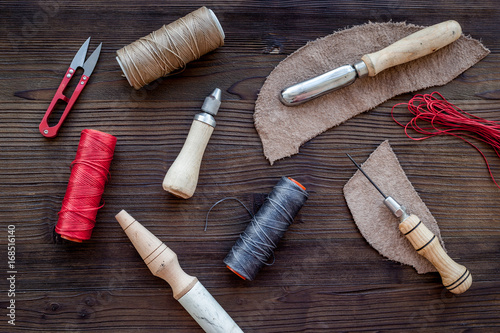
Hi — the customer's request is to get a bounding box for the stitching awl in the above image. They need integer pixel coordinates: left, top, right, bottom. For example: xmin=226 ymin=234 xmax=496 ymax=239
xmin=162 ymin=88 xmax=222 ymax=199
xmin=346 ymin=153 xmax=472 ymax=294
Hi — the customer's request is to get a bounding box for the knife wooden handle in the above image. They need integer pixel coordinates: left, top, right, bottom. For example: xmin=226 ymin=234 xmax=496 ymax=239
xmin=361 ymin=20 xmax=462 ymax=76
xmin=399 ymin=214 xmax=472 ymax=294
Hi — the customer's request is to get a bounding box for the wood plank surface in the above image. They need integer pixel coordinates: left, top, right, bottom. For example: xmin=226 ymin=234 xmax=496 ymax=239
xmin=1 ymin=0 xmax=499 ymax=332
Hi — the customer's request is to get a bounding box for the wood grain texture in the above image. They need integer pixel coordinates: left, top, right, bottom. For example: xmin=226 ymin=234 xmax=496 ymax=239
xmin=0 ymin=0 xmax=499 ymax=332
xmin=163 ymin=120 xmax=216 ymax=199
xmin=362 ymin=20 xmax=462 ymax=76
xmin=399 ymin=214 xmax=472 ymax=294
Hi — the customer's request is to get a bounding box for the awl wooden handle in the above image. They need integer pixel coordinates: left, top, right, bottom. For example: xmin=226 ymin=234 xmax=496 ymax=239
xmin=399 ymin=214 xmax=472 ymax=294
xmin=361 ymin=20 xmax=462 ymax=76
xmin=163 ymin=119 xmax=215 ymax=199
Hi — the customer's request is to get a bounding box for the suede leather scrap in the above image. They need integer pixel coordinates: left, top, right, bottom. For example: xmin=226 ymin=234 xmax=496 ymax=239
xmin=254 ymin=22 xmax=489 ymax=164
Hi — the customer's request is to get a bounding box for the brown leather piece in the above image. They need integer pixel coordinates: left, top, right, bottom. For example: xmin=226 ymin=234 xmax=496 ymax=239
xmin=254 ymin=22 xmax=489 ymax=164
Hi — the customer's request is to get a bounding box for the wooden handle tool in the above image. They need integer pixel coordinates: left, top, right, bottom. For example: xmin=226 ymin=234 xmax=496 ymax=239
xmin=163 ymin=88 xmax=222 ymax=199
xmin=280 ymin=20 xmax=461 ymax=105
xmin=115 ymin=210 xmax=243 ymax=333
xmin=347 ymin=154 xmax=472 ymax=294
xmin=399 ymin=214 xmax=471 ymax=294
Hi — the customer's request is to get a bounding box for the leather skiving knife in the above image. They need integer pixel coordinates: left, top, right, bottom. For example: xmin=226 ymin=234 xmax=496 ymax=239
xmin=280 ymin=20 xmax=461 ymax=106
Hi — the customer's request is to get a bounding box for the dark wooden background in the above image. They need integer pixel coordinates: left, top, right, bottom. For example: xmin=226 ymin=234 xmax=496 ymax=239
xmin=1 ymin=1 xmax=499 ymax=332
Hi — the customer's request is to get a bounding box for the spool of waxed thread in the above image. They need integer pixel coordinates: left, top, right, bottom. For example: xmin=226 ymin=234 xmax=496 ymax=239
xmin=224 ymin=176 xmax=308 ymax=280
xmin=116 ymin=6 xmax=225 ymax=89
xmin=55 ymin=129 xmax=117 ymax=242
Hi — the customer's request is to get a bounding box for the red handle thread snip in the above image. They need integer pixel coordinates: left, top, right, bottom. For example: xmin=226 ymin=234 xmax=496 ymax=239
xmin=39 ymin=68 xmax=90 ymax=138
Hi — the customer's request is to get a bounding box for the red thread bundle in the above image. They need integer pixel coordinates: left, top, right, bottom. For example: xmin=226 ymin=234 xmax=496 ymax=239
xmin=392 ymin=92 xmax=500 ymax=189
xmin=55 ymin=129 xmax=117 ymax=242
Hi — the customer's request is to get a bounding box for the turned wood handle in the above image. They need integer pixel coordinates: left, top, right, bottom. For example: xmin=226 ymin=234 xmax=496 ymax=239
xmin=178 ymin=281 xmax=244 ymax=333
xmin=399 ymin=214 xmax=472 ymax=294
xmin=361 ymin=20 xmax=462 ymax=76
xmin=163 ymin=120 xmax=215 ymax=199
xmin=116 ymin=210 xmax=243 ymax=332
xmin=115 ymin=210 xmax=198 ymax=299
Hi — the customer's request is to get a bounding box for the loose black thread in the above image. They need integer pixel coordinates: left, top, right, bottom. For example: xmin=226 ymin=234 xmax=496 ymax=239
xmin=205 ymin=197 xmax=253 ymax=231
xmin=223 ymin=177 xmax=308 ymax=281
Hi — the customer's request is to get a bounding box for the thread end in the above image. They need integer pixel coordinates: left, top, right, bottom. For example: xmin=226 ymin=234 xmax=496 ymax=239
xmin=226 ymin=265 xmax=247 ymax=280
xmin=116 ymin=55 xmax=137 ymax=89
xmin=287 ymin=177 xmax=306 ymax=191
xmin=60 ymin=235 xmax=83 ymax=243
xmin=207 ymin=8 xmax=225 ymax=40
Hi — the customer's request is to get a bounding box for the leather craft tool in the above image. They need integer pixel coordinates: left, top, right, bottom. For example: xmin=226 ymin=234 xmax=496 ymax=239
xmin=115 ymin=210 xmax=243 ymax=333
xmin=347 ymin=154 xmax=472 ymax=294
xmin=39 ymin=37 xmax=102 ymax=138
xmin=163 ymin=88 xmax=222 ymax=199
xmin=280 ymin=20 xmax=461 ymax=106
xmin=255 ymin=22 xmax=488 ymax=164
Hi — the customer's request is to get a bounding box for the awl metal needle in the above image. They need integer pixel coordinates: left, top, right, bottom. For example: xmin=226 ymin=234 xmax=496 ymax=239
xmin=347 ymin=153 xmax=472 ymax=294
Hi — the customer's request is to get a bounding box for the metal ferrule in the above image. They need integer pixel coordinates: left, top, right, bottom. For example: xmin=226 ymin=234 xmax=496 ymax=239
xmin=201 ymin=88 xmax=222 ymax=116
xmin=194 ymin=112 xmax=216 ymax=128
xmin=353 ymin=60 xmax=369 ymax=78
xmin=384 ymin=196 xmax=407 ymax=219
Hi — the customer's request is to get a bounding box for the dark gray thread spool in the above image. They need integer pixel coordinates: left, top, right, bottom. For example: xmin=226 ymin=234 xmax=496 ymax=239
xmin=224 ymin=176 xmax=308 ymax=280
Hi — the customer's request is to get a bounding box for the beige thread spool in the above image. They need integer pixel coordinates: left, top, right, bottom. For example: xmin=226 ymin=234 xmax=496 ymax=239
xmin=116 ymin=7 xmax=225 ymax=89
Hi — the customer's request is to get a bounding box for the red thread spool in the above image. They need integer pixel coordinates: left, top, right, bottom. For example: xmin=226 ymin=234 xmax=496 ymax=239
xmin=55 ymin=129 xmax=117 ymax=242
xmin=392 ymin=92 xmax=500 ymax=189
